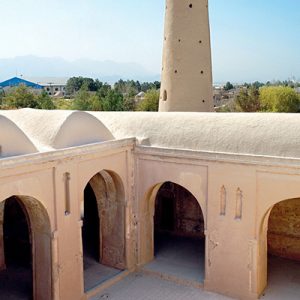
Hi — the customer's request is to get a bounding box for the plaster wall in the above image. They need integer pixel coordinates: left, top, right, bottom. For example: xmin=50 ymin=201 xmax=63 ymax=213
xmin=135 ymin=154 xmax=208 ymax=267
xmin=135 ymin=148 xmax=300 ymax=300
xmin=0 ymin=140 xmax=135 ymax=300
xmin=1 ymin=139 xmax=300 ymax=300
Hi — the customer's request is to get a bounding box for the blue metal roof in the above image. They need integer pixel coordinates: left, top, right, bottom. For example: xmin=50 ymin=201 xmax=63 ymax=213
xmin=0 ymin=77 xmax=43 ymax=89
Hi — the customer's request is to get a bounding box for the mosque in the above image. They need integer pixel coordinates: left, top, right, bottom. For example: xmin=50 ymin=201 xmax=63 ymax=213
xmin=0 ymin=1 xmax=300 ymax=300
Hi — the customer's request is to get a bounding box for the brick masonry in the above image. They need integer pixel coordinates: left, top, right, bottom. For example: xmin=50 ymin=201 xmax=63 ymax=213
xmin=268 ymin=198 xmax=300 ymax=261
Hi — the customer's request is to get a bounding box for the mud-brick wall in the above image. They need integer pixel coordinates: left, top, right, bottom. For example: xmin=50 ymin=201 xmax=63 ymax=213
xmin=174 ymin=185 xmax=204 ymax=238
xmin=155 ymin=182 xmax=204 ymax=238
xmin=268 ymin=198 xmax=300 ymax=261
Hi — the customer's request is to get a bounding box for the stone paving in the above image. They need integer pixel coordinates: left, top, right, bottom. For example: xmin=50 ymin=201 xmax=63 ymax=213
xmin=91 ymin=272 xmax=233 ymax=300
xmin=262 ymin=256 xmax=300 ymax=300
xmin=84 ymin=255 xmax=121 ymax=292
xmin=144 ymin=234 xmax=205 ymax=283
xmin=92 ymin=256 xmax=300 ymax=300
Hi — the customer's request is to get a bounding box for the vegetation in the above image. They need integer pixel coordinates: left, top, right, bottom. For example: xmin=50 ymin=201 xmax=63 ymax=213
xmin=68 ymin=77 xmax=161 ymax=111
xmin=136 ymin=89 xmax=159 ymax=111
xmin=219 ymin=84 xmax=300 ymax=113
xmin=0 ymin=77 xmax=161 ymax=111
xmin=234 ymin=87 xmax=260 ymax=112
xmin=260 ymin=86 xmax=300 ymax=112
xmin=224 ymin=81 xmax=234 ymax=91
xmin=2 ymin=77 xmax=299 ymax=113
xmin=0 ymin=85 xmax=55 ymax=110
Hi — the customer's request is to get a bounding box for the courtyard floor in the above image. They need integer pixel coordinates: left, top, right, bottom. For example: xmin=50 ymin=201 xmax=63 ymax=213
xmin=262 ymin=255 xmax=300 ymax=300
xmin=0 ymin=265 xmax=32 ymax=300
xmin=143 ymin=233 xmax=205 ymax=283
xmin=84 ymin=254 xmax=122 ymax=292
xmin=91 ymin=272 xmax=232 ymax=300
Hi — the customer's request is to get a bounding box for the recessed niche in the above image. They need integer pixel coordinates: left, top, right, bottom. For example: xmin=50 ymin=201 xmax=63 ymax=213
xmin=163 ymin=90 xmax=168 ymax=101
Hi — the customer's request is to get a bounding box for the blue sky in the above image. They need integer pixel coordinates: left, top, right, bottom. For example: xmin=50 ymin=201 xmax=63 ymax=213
xmin=0 ymin=0 xmax=299 ymax=82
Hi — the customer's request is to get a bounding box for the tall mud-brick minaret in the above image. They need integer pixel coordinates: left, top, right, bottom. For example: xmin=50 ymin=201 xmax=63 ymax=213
xmin=159 ymin=0 xmax=213 ymax=112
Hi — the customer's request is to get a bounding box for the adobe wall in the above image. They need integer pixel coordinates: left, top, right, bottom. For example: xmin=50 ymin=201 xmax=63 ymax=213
xmin=1 ymin=139 xmax=300 ymax=300
xmin=155 ymin=182 xmax=204 ymax=238
xmin=136 ymin=147 xmax=300 ymax=300
xmin=268 ymin=198 xmax=300 ymax=261
xmin=0 ymin=139 xmax=135 ymax=300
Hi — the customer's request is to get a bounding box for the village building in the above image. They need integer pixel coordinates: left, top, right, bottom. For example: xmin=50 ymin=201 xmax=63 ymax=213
xmin=0 ymin=77 xmax=43 ymax=92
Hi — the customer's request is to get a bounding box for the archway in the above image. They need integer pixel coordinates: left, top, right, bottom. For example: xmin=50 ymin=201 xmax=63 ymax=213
xmin=145 ymin=182 xmax=205 ymax=283
xmin=263 ymin=198 xmax=300 ymax=299
xmin=0 ymin=196 xmax=51 ymax=300
xmin=82 ymin=170 xmax=125 ymax=292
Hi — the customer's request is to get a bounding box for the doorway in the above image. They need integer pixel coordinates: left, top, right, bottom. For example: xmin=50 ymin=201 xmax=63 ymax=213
xmin=0 ymin=197 xmax=33 ymax=300
xmin=145 ymin=182 xmax=205 ymax=283
xmin=263 ymin=198 xmax=300 ymax=299
xmin=82 ymin=171 xmax=125 ymax=292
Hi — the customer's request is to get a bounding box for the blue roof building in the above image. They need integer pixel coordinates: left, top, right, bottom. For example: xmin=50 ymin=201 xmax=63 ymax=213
xmin=0 ymin=77 xmax=43 ymax=89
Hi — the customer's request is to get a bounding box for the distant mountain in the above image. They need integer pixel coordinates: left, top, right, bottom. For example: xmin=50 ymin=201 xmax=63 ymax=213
xmin=0 ymin=55 xmax=160 ymax=83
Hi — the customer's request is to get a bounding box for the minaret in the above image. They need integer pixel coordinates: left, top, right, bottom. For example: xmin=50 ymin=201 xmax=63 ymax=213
xmin=159 ymin=0 xmax=213 ymax=112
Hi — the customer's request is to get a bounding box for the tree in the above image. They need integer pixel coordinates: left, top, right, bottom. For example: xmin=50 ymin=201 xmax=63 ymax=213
xmin=0 ymin=89 xmax=4 ymax=106
xmin=66 ymin=77 xmax=104 ymax=95
xmin=71 ymin=85 xmax=102 ymax=111
xmin=252 ymin=81 xmax=265 ymax=89
xmin=65 ymin=77 xmax=84 ymax=95
xmin=234 ymin=87 xmax=260 ymax=112
xmin=101 ymin=90 xmax=124 ymax=111
xmin=260 ymin=86 xmax=300 ymax=112
xmin=137 ymin=89 xmax=159 ymax=111
xmin=97 ymin=83 xmax=111 ymax=98
xmin=37 ymin=91 xmax=55 ymax=110
xmin=224 ymin=82 xmax=234 ymax=91
xmin=3 ymin=85 xmax=39 ymax=108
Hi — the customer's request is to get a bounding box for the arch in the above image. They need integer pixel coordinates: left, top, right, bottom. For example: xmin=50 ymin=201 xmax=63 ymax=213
xmin=141 ymin=181 xmax=206 ymax=283
xmin=147 ymin=180 xmax=205 ymax=222
xmin=87 ymin=170 xmax=125 ymax=269
xmin=258 ymin=197 xmax=300 ymax=297
xmin=81 ymin=170 xmax=126 ymax=292
xmin=0 ymin=195 xmax=52 ymax=300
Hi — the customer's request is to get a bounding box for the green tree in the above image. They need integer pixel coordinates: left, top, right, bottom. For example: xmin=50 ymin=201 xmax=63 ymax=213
xmin=3 ymin=85 xmax=39 ymax=108
xmin=0 ymin=89 xmax=4 ymax=106
xmin=71 ymin=85 xmax=102 ymax=111
xmin=37 ymin=91 xmax=55 ymax=109
xmin=234 ymin=87 xmax=260 ymax=112
xmin=101 ymin=90 xmax=124 ymax=111
xmin=137 ymin=89 xmax=159 ymax=111
xmin=65 ymin=77 xmax=84 ymax=95
xmin=97 ymin=83 xmax=112 ymax=98
xmin=66 ymin=77 xmax=103 ymax=95
xmin=224 ymin=82 xmax=234 ymax=91
xmin=260 ymin=86 xmax=300 ymax=112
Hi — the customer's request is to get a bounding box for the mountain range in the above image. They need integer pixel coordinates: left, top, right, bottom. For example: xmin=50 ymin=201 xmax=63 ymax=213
xmin=0 ymin=55 xmax=160 ymax=83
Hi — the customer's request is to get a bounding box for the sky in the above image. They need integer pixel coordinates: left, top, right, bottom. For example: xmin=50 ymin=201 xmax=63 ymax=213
xmin=0 ymin=0 xmax=299 ymax=83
